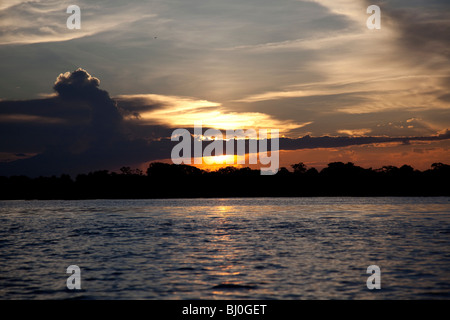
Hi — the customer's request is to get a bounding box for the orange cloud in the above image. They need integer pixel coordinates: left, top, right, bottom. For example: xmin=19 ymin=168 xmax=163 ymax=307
xmin=117 ymin=93 xmax=311 ymax=134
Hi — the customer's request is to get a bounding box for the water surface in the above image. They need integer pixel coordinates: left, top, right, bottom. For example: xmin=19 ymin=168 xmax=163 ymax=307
xmin=1 ymin=197 xmax=449 ymax=299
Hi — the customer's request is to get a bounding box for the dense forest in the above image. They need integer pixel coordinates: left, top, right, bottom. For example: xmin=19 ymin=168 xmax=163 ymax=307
xmin=0 ymin=162 xmax=449 ymax=199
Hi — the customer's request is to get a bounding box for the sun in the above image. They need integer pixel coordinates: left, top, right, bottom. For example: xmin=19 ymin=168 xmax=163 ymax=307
xmin=191 ymin=154 xmax=241 ymax=171
xmin=202 ymin=154 xmax=237 ymax=165
xmin=207 ymin=155 xmax=234 ymax=164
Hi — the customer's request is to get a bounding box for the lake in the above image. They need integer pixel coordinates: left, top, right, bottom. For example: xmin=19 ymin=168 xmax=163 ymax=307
xmin=0 ymin=197 xmax=449 ymax=299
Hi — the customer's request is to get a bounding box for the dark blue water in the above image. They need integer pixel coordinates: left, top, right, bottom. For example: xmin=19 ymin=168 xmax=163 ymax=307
xmin=1 ymin=197 xmax=449 ymax=299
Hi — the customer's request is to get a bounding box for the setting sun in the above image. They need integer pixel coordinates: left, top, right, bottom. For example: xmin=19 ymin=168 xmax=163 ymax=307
xmin=202 ymin=154 xmax=237 ymax=166
xmin=190 ymin=154 xmax=240 ymax=171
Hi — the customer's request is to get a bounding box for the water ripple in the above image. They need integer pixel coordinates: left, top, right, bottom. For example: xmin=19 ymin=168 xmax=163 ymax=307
xmin=0 ymin=197 xmax=449 ymax=299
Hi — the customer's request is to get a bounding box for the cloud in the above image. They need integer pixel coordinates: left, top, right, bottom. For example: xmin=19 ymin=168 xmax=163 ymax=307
xmin=278 ymin=130 xmax=450 ymax=151
xmin=116 ymin=94 xmax=310 ymax=133
xmin=54 ymin=69 xmax=100 ymax=95
xmin=337 ymin=129 xmax=372 ymax=136
xmin=0 ymin=114 xmax=65 ymax=124
xmin=2 ymin=68 xmax=448 ymax=177
xmin=0 ymin=0 xmax=156 ymax=45
xmin=0 ymin=68 xmax=164 ymax=176
xmin=53 ymin=68 xmax=123 ymax=140
xmin=0 ymin=68 xmax=309 ymax=176
xmin=381 ymin=0 xmax=450 ymax=60
xmin=1 ymin=0 xmax=449 ymax=175
xmin=1 ymin=66 xmax=449 ymax=178
xmin=229 ymin=0 xmax=450 ymax=142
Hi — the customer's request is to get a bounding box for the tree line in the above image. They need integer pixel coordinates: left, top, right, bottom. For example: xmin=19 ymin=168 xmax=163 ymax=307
xmin=0 ymin=162 xmax=449 ymax=199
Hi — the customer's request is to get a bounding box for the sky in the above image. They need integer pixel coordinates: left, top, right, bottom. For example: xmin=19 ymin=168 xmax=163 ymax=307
xmin=0 ymin=0 xmax=449 ymax=176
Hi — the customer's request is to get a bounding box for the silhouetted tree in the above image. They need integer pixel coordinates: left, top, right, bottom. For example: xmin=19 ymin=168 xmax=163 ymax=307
xmin=276 ymin=167 xmax=291 ymax=176
xmin=399 ymin=164 xmax=415 ymax=175
xmin=120 ymin=166 xmax=133 ymax=175
xmin=291 ymin=162 xmax=307 ymax=175
xmin=320 ymin=162 xmax=366 ymax=176
xmin=431 ymin=162 xmax=450 ymax=172
xmin=215 ymin=166 xmax=238 ymax=176
xmin=146 ymin=162 xmax=203 ymax=177
xmin=120 ymin=166 xmax=144 ymax=176
xmin=305 ymin=167 xmax=319 ymax=177
xmin=1 ymin=161 xmax=449 ymax=199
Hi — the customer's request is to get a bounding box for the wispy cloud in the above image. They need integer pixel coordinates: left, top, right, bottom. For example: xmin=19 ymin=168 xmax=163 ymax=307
xmin=117 ymin=94 xmax=311 ymax=133
xmin=337 ymin=129 xmax=372 ymax=136
xmin=0 ymin=0 xmax=155 ymax=45
xmin=232 ymin=0 xmax=450 ymax=131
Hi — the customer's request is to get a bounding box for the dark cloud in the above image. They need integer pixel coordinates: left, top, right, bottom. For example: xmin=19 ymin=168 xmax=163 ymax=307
xmin=0 ymin=69 xmax=172 ymax=176
xmin=439 ymin=93 xmax=450 ymax=102
xmin=54 ymin=69 xmax=101 ymax=97
xmin=53 ymin=68 xmax=123 ymax=141
xmin=0 ymin=68 xmax=123 ymax=154
xmin=279 ymin=130 xmax=450 ymax=150
xmin=147 ymin=128 xmax=450 ymax=160
xmin=378 ymin=0 xmax=450 ymax=125
xmin=0 ymin=138 xmax=171 ymax=178
xmin=374 ymin=0 xmax=450 ymax=59
xmin=114 ymin=96 xmax=163 ymax=114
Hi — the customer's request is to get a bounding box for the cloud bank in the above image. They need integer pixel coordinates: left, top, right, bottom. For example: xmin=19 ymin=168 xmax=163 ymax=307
xmin=1 ymin=1 xmax=449 ymax=141
xmin=1 ymin=69 xmax=449 ymax=177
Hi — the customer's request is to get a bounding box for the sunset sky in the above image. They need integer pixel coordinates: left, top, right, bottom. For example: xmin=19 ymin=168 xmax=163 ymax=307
xmin=1 ymin=0 xmax=449 ymax=176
